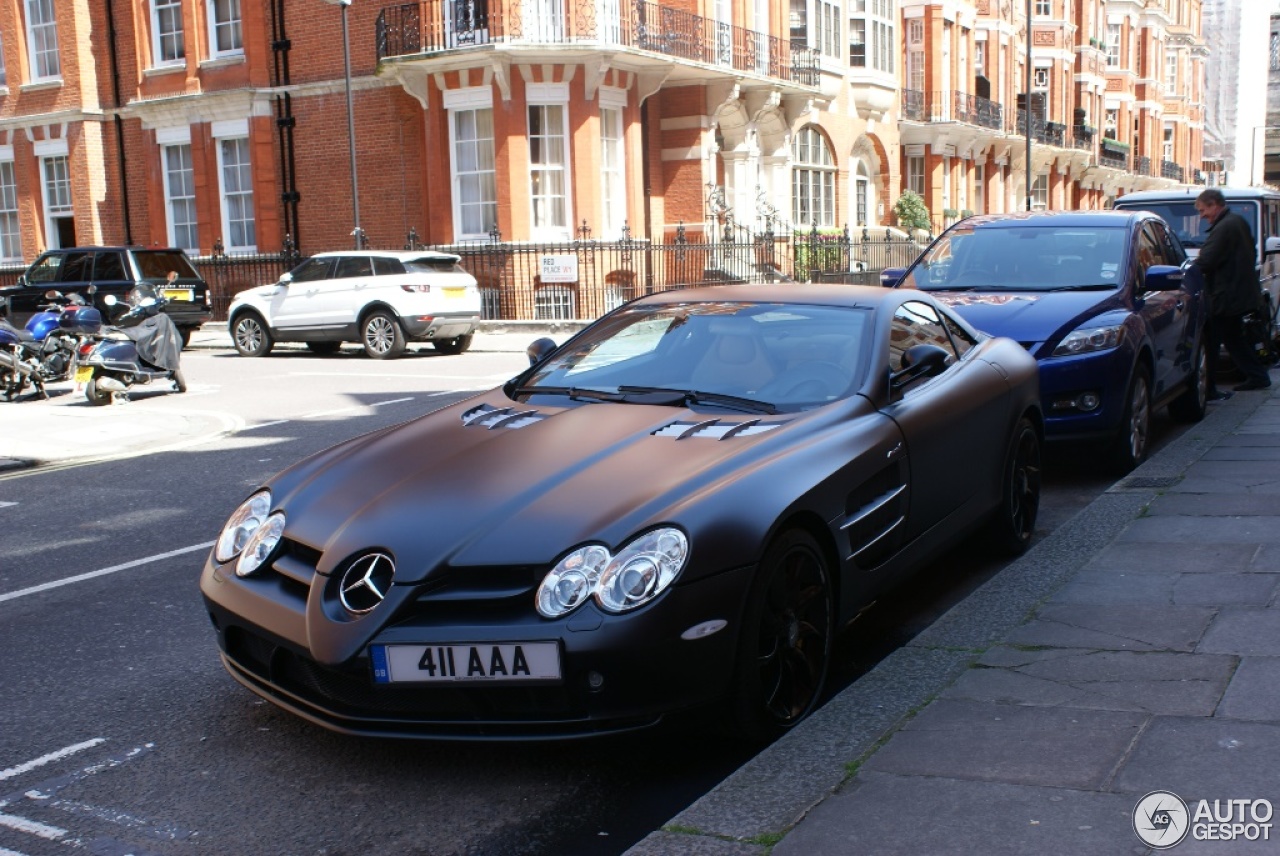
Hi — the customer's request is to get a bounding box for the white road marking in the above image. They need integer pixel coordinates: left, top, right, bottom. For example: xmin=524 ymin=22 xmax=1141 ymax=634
xmin=0 ymin=846 xmax=32 ymax=856
xmin=242 ymin=419 xmax=290 ymax=430
xmin=0 ymin=739 xmax=105 ymax=783
xmin=0 ymin=502 xmax=15 ymax=508
xmin=0 ymin=543 xmax=214 ymax=604
xmin=301 ymin=397 xmax=414 ymax=419
xmin=0 ymin=812 xmax=65 ymax=840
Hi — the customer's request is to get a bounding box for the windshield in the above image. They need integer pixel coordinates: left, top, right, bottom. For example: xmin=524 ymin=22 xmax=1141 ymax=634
xmin=900 ymin=225 xmax=1127 ymax=292
xmin=135 ymin=251 xmax=200 ymax=279
xmin=1119 ymin=200 xmax=1257 ymax=249
xmin=516 ymin=301 xmax=872 ymax=411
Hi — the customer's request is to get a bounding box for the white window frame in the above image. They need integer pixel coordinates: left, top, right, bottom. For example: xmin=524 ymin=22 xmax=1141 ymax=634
xmin=907 ymin=154 xmax=925 ymax=196
xmin=40 ymin=149 xmax=72 ymax=247
xmin=213 ymin=124 xmax=255 ymax=251
xmin=160 ymin=131 xmax=198 ymax=252
xmin=906 ymin=18 xmax=923 ymax=90
xmin=1034 ymin=0 xmax=1050 ymax=16
xmin=1031 ymin=173 xmax=1048 ymax=210
xmin=152 ymin=0 xmax=185 ymax=67
xmin=25 ymin=0 xmax=61 ymax=81
xmin=446 ymin=88 xmax=498 ymax=242
xmin=791 ymin=125 xmax=835 ymax=229
xmin=0 ymin=157 xmax=20 ymax=261
xmin=1106 ymin=23 xmax=1122 ymax=68
xmin=599 ymin=88 xmax=627 ymax=240
xmin=1165 ymin=51 xmax=1177 ymax=94
xmin=208 ymin=0 xmax=243 ymax=58
xmin=814 ymin=0 xmax=840 ymax=60
xmin=527 ymin=83 xmax=572 ymax=241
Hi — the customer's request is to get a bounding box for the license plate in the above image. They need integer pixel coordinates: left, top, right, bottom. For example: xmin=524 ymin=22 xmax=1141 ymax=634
xmin=74 ymin=366 xmax=93 ymax=383
xmin=371 ymin=642 xmax=560 ymax=684
xmin=442 ymin=287 xmax=466 ymax=300
xmin=163 ymin=288 xmax=194 ymax=302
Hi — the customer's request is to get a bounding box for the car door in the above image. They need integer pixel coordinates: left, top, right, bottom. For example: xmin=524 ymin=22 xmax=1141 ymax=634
xmin=325 ymin=255 xmax=375 ymax=327
xmin=880 ymin=300 xmax=1012 ymax=540
xmin=271 ymin=256 xmax=336 ymax=330
xmin=1133 ymin=221 xmax=1188 ymax=399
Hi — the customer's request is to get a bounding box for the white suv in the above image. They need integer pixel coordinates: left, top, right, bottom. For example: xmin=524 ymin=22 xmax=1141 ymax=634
xmin=227 ymin=250 xmax=482 ymax=359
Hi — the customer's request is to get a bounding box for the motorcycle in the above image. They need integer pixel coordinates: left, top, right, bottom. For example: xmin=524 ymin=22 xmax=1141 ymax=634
xmin=77 ymin=284 xmax=186 ymax=405
xmin=0 ymin=290 xmax=103 ymax=401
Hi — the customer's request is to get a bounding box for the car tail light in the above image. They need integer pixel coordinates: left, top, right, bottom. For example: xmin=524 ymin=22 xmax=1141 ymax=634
xmin=401 ymin=284 xmax=432 ymax=293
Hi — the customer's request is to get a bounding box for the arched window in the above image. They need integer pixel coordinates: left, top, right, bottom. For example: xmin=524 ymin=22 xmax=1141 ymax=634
xmin=792 ymin=126 xmax=835 ymax=229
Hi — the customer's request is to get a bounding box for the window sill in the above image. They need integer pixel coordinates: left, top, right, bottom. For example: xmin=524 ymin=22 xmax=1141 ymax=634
xmin=199 ymin=54 xmax=245 ymax=71
xmin=20 ymin=79 xmax=62 ymax=93
xmin=144 ymin=64 xmax=186 ymax=78
xmin=0 ymin=87 xmax=8 ymax=97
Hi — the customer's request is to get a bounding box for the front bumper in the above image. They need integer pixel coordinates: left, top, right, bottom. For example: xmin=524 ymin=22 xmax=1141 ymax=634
xmin=1035 ymin=348 xmax=1132 ymax=442
xmin=200 ymin=552 xmax=751 ymax=740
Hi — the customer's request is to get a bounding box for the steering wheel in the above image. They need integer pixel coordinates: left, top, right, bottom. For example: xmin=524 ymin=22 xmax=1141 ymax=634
xmin=760 ymin=361 xmax=850 ymax=402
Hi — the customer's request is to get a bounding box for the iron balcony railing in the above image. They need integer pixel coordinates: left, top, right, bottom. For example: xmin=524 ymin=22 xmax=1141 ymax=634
xmin=899 ymin=90 xmax=1002 ymax=130
xmin=376 ymin=0 xmax=820 ymax=87
xmin=1072 ymin=125 xmax=1094 ymax=150
xmin=1161 ymin=160 xmax=1185 ymax=181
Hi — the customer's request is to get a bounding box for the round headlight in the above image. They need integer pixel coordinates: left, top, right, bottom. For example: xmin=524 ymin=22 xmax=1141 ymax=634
xmin=537 ymin=545 xmax=609 ymax=618
xmin=235 ymin=512 xmax=286 ymax=577
xmin=215 ymin=490 xmax=272 ymax=563
xmin=596 ymin=528 xmax=688 ymax=613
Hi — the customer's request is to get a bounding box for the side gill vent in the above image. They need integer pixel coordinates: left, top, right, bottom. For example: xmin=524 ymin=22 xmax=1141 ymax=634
xmin=651 ymin=418 xmax=785 ymax=440
xmin=461 ymin=403 xmax=546 ymax=430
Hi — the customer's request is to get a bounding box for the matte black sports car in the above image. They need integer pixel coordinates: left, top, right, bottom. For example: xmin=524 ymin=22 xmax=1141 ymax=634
xmin=200 ymin=284 xmax=1043 ymax=740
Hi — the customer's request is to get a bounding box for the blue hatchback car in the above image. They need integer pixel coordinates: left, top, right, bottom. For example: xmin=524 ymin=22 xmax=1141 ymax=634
xmin=888 ymin=210 xmax=1207 ymax=473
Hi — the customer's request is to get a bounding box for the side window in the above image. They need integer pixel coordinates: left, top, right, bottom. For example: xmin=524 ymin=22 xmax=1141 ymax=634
xmin=335 ymin=256 xmax=373 ymax=278
xmin=1135 ymin=226 xmax=1162 ymax=275
xmin=25 ymin=254 xmax=62 ymax=283
xmin=1150 ymin=221 xmax=1183 ymax=265
xmin=889 ymin=300 xmax=958 ymax=376
xmin=92 ymin=252 xmax=126 ymax=281
xmin=58 ymin=252 xmax=93 ymax=283
xmin=373 ymin=257 xmax=406 ymax=276
xmin=1267 ymin=201 xmax=1280 ymax=240
xmin=288 ymin=257 xmax=334 ymax=283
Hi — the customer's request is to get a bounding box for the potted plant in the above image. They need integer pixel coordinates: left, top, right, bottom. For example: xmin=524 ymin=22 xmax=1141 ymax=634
xmin=893 ymin=191 xmax=931 ymax=233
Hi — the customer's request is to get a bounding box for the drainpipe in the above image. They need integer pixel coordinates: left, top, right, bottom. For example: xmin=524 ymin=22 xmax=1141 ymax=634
xmin=271 ymin=0 xmax=301 ymax=251
xmin=104 ymin=0 xmax=134 ymax=245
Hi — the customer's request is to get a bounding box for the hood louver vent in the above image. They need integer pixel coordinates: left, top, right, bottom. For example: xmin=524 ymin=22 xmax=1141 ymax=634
xmin=461 ymin=403 xmax=546 ymax=430
xmin=651 ymin=418 xmax=783 ymax=440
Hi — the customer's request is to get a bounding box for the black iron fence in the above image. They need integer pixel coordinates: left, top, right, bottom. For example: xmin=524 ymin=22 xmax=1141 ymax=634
xmin=0 ymin=229 xmax=925 ymax=324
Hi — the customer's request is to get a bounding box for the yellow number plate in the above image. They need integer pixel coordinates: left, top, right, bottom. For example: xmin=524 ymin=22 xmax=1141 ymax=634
xmin=74 ymin=366 xmax=93 ymax=383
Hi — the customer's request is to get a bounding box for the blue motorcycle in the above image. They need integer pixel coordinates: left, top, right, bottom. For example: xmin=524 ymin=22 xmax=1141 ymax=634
xmin=0 ymin=290 xmax=103 ymax=400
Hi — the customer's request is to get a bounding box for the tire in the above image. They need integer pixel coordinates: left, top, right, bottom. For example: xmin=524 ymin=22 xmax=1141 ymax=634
xmin=85 ymin=376 xmax=112 ymax=406
xmin=306 ymin=341 xmax=342 ymax=356
xmin=231 ymin=312 xmax=273 ymax=358
xmin=361 ymin=310 xmax=406 ymax=359
xmin=730 ymin=529 xmax=834 ymax=742
xmin=432 ymin=334 xmax=473 ymax=355
xmin=1109 ymin=364 xmax=1152 ymax=475
xmin=171 ymin=367 xmax=187 ymax=393
xmin=178 ymin=327 xmax=192 ymax=350
xmin=1169 ymin=341 xmax=1208 ymax=423
xmin=984 ymin=417 xmax=1041 ymax=556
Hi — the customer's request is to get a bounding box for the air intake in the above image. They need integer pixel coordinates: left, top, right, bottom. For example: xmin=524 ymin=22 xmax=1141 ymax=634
xmin=461 ymin=403 xmax=546 ymax=430
xmin=651 ymin=418 xmax=783 ymax=440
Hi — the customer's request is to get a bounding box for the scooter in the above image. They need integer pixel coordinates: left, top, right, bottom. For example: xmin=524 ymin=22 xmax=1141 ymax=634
xmin=0 ymin=290 xmax=103 ymax=400
xmin=77 ymin=285 xmax=186 ymax=405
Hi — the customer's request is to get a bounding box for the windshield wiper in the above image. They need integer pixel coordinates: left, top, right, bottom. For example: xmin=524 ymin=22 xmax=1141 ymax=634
xmin=617 ymin=385 xmax=778 ymax=414
xmin=511 ymin=385 xmax=626 ymax=403
xmin=1047 ymin=283 xmax=1120 ymax=292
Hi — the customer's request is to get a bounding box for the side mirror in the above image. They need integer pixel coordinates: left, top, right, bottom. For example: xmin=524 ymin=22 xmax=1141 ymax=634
xmin=16 ymin=274 xmax=26 ymax=286
xmin=890 ymin=343 xmax=952 ymax=392
xmin=880 ymin=267 xmax=907 ymax=288
xmin=1266 ymin=236 xmax=1280 ymax=256
xmin=279 ymin=272 xmax=294 ymax=284
xmin=1142 ymin=264 xmax=1184 ymax=293
xmin=526 ymin=337 xmax=557 ymax=366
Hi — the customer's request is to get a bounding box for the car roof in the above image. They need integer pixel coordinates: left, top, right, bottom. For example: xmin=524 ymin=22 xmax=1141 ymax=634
xmin=38 ymin=245 xmax=190 ymax=253
xmin=1117 ymin=187 xmax=1280 ymax=202
xmin=953 ymin=210 xmax=1143 ymax=229
xmin=309 ymin=250 xmax=462 ymax=262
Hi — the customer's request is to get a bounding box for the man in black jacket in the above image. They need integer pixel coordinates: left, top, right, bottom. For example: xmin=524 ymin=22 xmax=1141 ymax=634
xmin=1194 ymin=188 xmax=1271 ymax=397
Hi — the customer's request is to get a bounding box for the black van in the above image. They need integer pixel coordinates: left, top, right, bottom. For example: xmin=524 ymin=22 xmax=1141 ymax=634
xmin=0 ymin=246 xmax=212 ymax=346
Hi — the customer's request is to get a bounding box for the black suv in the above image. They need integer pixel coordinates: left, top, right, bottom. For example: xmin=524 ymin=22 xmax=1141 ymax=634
xmin=0 ymin=246 xmax=212 ymax=346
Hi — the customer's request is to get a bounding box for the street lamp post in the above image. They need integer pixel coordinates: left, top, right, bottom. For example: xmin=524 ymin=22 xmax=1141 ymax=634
xmin=1025 ymin=0 xmax=1032 ymax=211
xmin=1250 ymin=125 xmax=1280 ymax=186
xmin=323 ymin=0 xmax=362 ymax=248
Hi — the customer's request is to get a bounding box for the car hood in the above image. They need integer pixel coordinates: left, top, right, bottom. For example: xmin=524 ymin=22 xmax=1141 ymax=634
xmin=929 ymin=289 xmax=1122 ymax=344
xmin=268 ymin=391 xmax=836 ymax=583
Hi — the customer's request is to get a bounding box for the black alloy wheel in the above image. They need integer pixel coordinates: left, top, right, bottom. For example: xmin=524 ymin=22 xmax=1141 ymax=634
xmin=232 ymin=312 xmax=273 ymax=358
xmin=985 ymin=416 xmax=1041 ymax=556
xmin=731 ymin=529 xmax=834 ymax=741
